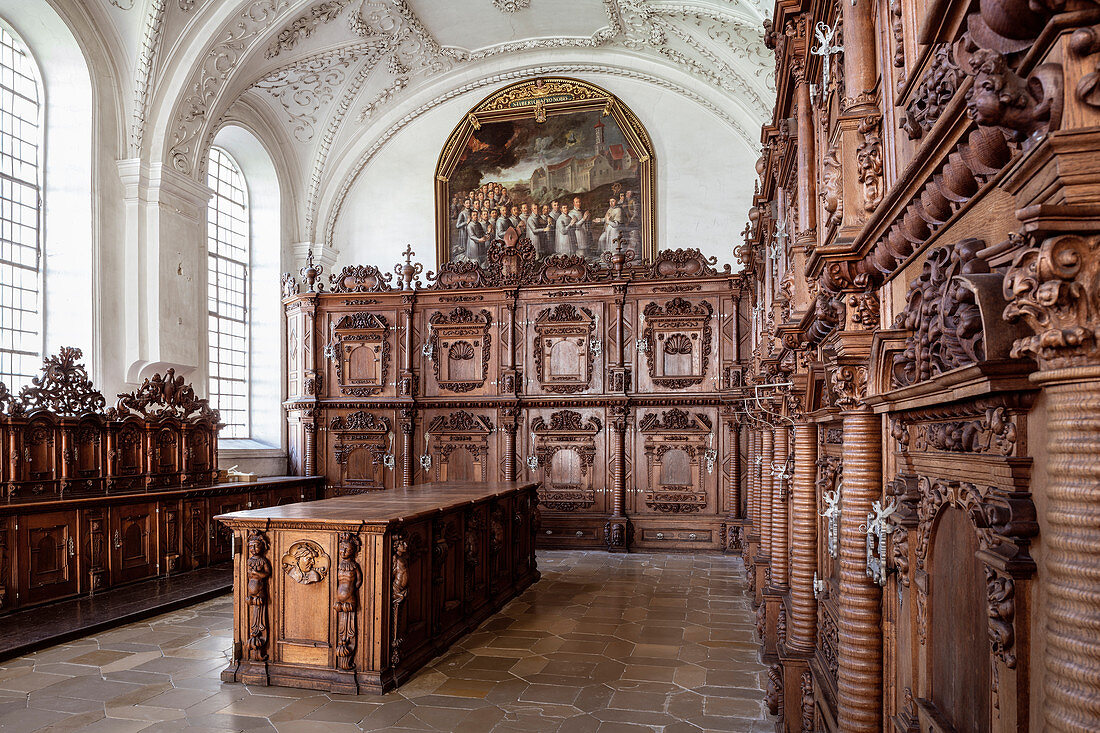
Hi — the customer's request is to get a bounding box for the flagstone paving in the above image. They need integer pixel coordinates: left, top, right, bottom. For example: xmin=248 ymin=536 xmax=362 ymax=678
xmin=0 ymin=550 xmax=772 ymax=732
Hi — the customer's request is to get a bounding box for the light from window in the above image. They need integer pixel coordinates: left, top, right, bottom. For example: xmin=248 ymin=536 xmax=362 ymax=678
xmin=0 ymin=25 xmax=41 ymax=391
xmin=207 ymin=146 xmax=250 ymax=438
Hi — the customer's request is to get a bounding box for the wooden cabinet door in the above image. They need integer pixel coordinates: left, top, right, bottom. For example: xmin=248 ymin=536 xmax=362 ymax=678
xmin=209 ymin=494 xmax=248 ymax=564
xmin=111 ymin=502 xmax=157 ymax=585
xmin=182 ymin=499 xmax=208 ymax=570
xmin=21 ymin=511 xmax=78 ymax=605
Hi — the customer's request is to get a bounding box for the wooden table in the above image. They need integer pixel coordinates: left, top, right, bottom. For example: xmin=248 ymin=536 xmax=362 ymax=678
xmin=215 ymin=481 xmax=540 ymax=694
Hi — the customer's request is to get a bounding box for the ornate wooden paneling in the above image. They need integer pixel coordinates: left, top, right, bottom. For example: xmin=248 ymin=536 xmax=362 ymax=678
xmin=283 ymin=247 xmax=745 ymax=552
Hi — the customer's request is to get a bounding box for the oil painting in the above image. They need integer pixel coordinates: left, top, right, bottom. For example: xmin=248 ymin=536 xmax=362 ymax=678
xmin=436 ymin=77 xmax=656 ymax=268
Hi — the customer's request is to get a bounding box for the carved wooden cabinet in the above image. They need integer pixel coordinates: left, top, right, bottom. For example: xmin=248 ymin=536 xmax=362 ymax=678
xmin=217 ymin=481 xmax=539 ymax=694
xmin=283 ymin=248 xmax=747 ymax=552
xmin=0 ymin=347 xmax=325 ymax=614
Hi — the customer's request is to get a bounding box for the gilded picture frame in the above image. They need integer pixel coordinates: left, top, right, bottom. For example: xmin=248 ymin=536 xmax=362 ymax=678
xmin=435 ymin=77 xmax=657 ymax=267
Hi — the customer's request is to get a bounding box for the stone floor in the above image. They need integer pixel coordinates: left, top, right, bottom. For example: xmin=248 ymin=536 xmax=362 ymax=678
xmin=0 ymin=550 xmax=771 ymax=733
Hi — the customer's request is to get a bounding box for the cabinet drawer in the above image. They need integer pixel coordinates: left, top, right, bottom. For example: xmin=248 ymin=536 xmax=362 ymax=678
xmin=537 ymin=523 xmax=600 ymax=547
xmin=642 ymin=528 xmax=712 ymax=543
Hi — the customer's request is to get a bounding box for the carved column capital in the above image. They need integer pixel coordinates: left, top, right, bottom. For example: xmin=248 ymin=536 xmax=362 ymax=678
xmin=830 ymin=364 xmax=868 ymax=410
xmin=1004 ymin=231 xmax=1100 ymax=371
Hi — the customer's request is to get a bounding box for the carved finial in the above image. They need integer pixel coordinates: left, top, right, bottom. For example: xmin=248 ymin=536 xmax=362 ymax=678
xmin=394 ymin=245 xmax=423 ymax=291
xmin=300 ymin=249 xmax=325 ymax=293
xmin=601 ymin=237 xmax=636 ymax=278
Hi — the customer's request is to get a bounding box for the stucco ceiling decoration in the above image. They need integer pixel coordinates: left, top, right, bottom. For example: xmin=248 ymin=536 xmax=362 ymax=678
xmin=221 ymin=0 xmax=770 ymax=237
xmin=149 ymin=0 xmax=771 ymax=233
xmin=319 ymin=62 xmax=752 ymax=250
xmin=492 ymin=0 xmax=532 ymax=12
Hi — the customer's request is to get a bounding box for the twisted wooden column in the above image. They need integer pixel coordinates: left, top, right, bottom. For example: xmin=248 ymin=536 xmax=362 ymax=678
xmin=746 ymin=429 xmax=758 ymax=533
xmin=728 ymin=422 xmax=741 ymax=520
xmin=1038 ymin=371 xmax=1100 ymax=731
xmin=770 ymin=425 xmax=790 ymax=590
xmin=787 ymin=421 xmax=818 ymax=652
xmin=605 ymin=406 xmax=631 ymax=552
xmin=400 ymin=412 xmax=414 ymax=488
xmin=502 ymin=422 xmax=517 ymax=482
xmin=836 ymin=407 xmax=882 ymax=733
xmin=759 ymin=429 xmax=774 ymax=562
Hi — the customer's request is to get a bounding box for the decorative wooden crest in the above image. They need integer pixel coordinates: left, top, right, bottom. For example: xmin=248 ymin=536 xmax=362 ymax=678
xmin=529 ymin=255 xmax=602 ymax=285
xmin=533 ymin=303 xmax=597 ymax=394
xmin=426 ymin=411 xmax=494 ymax=435
xmin=428 ymin=307 xmax=493 ymax=393
xmin=12 ymin=347 xmax=105 ymax=417
xmin=426 ymin=260 xmax=493 ymax=290
xmin=646 ymin=249 xmax=728 ymax=279
xmin=329 ymin=312 xmax=390 ymax=397
xmin=639 ymin=408 xmax=712 ymax=434
xmin=329 ymin=264 xmax=394 ymax=293
xmin=640 ymin=298 xmax=714 ymax=389
xmin=112 ymin=365 xmax=217 ymax=424
xmin=330 ymin=410 xmax=391 ymax=434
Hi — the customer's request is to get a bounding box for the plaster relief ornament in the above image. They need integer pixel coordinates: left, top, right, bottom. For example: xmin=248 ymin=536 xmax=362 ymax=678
xmin=491 ymin=0 xmax=530 ymax=12
xmin=281 ymin=540 xmax=331 ymax=584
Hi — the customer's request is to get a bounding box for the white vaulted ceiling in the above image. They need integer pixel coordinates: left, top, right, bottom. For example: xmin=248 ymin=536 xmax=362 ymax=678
xmin=94 ymin=0 xmax=773 ymax=254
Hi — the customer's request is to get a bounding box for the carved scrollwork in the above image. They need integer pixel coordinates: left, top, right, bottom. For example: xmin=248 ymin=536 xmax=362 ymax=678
xmin=11 ymin=347 xmax=105 ymax=417
xmin=900 ymin=45 xmax=963 ymax=140
xmin=425 ymin=260 xmax=491 ymax=290
xmin=829 ymin=365 xmax=868 ymax=410
xmin=646 ymin=248 xmax=728 ymax=279
xmin=329 ymin=264 xmax=394 ymax=293
xmin=986 ymin=566 xmax=1017 ymax=669
xmin=428 ymin=307 xmax=493 ymax=392
xmin=111 ymin=366 xmax=217 ymax=423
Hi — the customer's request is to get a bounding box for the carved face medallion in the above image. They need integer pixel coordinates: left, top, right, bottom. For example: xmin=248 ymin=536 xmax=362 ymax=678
xmin=281 ymin=540 xmax=330 ymax=585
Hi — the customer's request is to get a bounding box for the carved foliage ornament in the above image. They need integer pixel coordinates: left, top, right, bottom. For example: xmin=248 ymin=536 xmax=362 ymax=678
xmin=1003 ymin=233 xmax=1100 ymax=370
xmin=892 ymin=238 xmax=991 ymax=387
xmin=901 ymin=44 xmax=963 ymax=140
xmin=829 ymin=365 xmax=868 ymax=410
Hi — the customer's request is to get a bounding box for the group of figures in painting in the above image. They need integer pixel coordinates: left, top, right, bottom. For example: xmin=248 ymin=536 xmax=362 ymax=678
xmin=449 ymin=180 xmax=642 ymax=264
xmin=444 ymin=103 xmax=646 ymax=267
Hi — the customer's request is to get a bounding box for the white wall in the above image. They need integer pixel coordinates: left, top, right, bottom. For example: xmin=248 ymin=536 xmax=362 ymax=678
xmin=330 ymin=75 xmax=757 ymax=272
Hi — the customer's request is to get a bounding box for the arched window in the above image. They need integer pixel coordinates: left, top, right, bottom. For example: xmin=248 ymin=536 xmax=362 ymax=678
xmin=206 ymin=146 xmax=250 ymax=438
xmin=0 ymin=23 xmax=41 ymax=390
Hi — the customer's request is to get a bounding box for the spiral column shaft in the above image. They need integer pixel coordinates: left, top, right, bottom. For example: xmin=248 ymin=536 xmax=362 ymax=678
xmin=787 ymin=421 xmax=818 ymax=652
xmin=836 ymin=407 xmax=882 ymax=733
xmin=759 ymin=429 xmax=774 ymax=562
xmin=1041 ymin=371 xmax=1100 ymax=732
xmin=771 ymin=425 xmax=790 ymax=590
